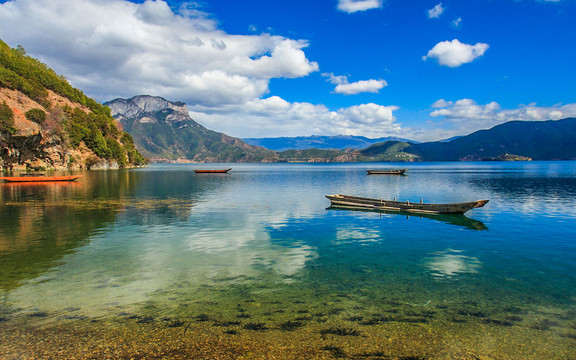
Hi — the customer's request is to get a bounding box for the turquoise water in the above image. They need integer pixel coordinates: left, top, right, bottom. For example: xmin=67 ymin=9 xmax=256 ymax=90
xmin=1 ymin=162 xmax=575 ymax=358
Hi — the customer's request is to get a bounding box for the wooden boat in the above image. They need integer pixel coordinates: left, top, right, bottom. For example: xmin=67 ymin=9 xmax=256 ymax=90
xmin=366 ymin=169 xmax=407 ymax=175
xmin=0 ymin=175 xmax=82 ymax=182
xmin=326 ymin=194 xmax=489 ymax=215
xmin=193 ymin=168 xmax=232 ymax=174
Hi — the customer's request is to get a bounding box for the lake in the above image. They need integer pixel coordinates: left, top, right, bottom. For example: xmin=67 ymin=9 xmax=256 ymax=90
xmin=1 ymin=162 xmax=575 ymax=359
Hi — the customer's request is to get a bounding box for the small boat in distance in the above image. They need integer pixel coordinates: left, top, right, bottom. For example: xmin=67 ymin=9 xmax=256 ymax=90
xmin=326 ymin=194 xmax=488 ymax=215
xmin=366 ymin=169 xmax=407 ymax=175
xmin=194 ymin=168 xmax=232 ymax=174
xmin=0 ymin=175 xmax=82 ymax=182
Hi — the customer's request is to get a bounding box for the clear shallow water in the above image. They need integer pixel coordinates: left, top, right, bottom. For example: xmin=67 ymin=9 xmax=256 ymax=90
xmin=1 ymin=162 xmax=575 ymax=358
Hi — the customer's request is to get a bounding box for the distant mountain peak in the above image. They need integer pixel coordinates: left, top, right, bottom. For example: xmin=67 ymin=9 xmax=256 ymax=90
xmin=104 ymin=95 xmax=275 ymax=162
xmin=106 ymin=95 xmax=188 ymax=119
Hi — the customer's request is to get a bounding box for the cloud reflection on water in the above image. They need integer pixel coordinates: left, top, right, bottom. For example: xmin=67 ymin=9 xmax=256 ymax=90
xmin=335 ymin=228 xmax=382 ymax=245
xmin=426 ymin=249 xmax=482 ymax=279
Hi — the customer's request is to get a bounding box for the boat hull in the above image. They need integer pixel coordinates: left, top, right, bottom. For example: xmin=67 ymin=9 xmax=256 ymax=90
xmin=194 ymin=169 xmax=232 ymax=174
xmin=0 ymin=175 xmax=82 ymax=182
xmin=326 ymin=194 xmax=488 ymax=214
xmin=366 ymin=169 xmax=407 ymax=175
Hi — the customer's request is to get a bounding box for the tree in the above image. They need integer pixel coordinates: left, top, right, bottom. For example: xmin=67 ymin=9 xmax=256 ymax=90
xmin=15 ymin=45 xmax=26 ymax=56
xmin=0 ymin=101 xmax=16 ymax=134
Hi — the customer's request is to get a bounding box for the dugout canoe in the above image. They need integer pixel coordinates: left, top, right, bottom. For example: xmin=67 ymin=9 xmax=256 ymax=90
xmin=366 ymin=169 xmax=408 ymax=175
xmin=326 ymin=194 xmax=489 ymax=215
xmin=193 ymin=168 xmax=232 ymax=173
xmin=0 ymin=175 xmax=82 ymax=182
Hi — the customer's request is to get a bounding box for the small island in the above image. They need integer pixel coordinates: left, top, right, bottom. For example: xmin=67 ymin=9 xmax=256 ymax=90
xmin=481 ymin=153 xmax=532 ymax=161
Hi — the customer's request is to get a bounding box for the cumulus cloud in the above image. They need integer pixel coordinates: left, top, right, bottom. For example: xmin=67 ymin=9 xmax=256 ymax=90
xmin=322 ymin=73 xmax=387 ymax=95
xmin=337 ymin=0 xmax=382 ymax=13
xmin=334 ymin=80 xmax=387 ymax=95
xmin=423 ymin=39 xmax=488 ymax=67
xmin=430 ymin=99 xmax=501 ymax=123
xmin=0 ymin=0 xmax=319 ymax=106
xmin=189 ymin=98 xmax=401 ymax=138
xmin=338 ymin=103 xmax=399 ymax=125
xmin=0 ymin=0 xmax=406 ymax=139
xmin=427 ymin=3 xmax=445 ymax=18
xmin=429 ymin=98 xmax=576 ymax=136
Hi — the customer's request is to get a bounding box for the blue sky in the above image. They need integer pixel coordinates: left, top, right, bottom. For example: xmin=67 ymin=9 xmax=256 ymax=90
xmin=1 ymin=0 xmax=575 ymax=141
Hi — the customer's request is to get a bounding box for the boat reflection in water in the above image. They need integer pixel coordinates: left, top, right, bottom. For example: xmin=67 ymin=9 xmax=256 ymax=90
xmin=326 ymin=206 xmax=488 ymax=230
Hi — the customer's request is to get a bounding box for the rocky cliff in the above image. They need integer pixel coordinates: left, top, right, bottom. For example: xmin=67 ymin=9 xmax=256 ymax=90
xmin=1 ymin=88 xmax=100 ymax=171
xmin=1 ymin=40 xmax=147 ymax=172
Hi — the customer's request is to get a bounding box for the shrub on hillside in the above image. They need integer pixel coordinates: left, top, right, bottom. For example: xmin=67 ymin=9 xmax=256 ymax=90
xmin=25 ymin=108 xmax=46 ymax=124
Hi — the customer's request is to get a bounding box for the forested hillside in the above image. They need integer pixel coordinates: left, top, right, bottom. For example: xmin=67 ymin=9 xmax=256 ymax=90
xmin=0 ymin=40 xmax=147 ymax=171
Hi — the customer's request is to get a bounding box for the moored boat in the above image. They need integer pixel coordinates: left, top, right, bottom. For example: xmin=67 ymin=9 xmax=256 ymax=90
xmin=193 ymin=168 xmax=232 ymax=174
xmin=326 ymin=194 xmax=488 ymax=214
xmin=366 ymin=169 xmax=407 ymax=175
xmin=0 ymin=175 xmax=82 ymax=182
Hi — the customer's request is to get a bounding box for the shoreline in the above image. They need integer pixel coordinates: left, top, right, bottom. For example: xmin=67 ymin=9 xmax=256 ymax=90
xmin=1 ymin=310 xmax=574 ymax=360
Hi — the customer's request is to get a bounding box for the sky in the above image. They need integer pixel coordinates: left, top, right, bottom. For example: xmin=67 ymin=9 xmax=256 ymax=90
xmin=0 ymin=0 xmax=575 ymax=141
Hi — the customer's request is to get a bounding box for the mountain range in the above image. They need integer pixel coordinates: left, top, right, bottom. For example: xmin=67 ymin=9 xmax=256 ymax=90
xmin=242 ymin=135 xmax=417 ymax=151
xmin=408 ymin=118 xmax=576 ymax=161
xmin=106 ymin=95 xmax=576 ymax=163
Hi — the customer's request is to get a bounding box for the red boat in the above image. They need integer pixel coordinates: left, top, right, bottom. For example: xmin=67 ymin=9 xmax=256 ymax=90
xmin=194 ymin=169 xmax=231 ymax=174
xmin=0 ymin=175 xmax=83 ymax=182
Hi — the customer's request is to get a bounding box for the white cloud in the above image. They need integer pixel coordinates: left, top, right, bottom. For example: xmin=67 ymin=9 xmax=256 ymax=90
xmin=189 ymin=98 xmax=401 ymax=138
xmin=339 ymin=103 xmax=399 ymax=125
xmin=427 ymin=3 xmax=444 ymax=18
xmin=428 ymin=98 xmax=576 ymax=137
xmin=337 ymin=0 xmax=382 ymax=13
xmin=335 ymin=79 xmax=387 ymax=95
xmin=0 ymin=0 xmax=318 ymax=106
xmin=430 ymin=99 xmax=501 ymax=123
xmin=423 ymin=39 xmax=489 ymax=67
xmin=431 ymin=99 xmax=453 ymax=108
xmin=322 ymin=73 xmax=387 ymax=95
xmin=322 ymin=72 xmax=349 ymax=85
